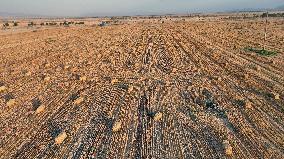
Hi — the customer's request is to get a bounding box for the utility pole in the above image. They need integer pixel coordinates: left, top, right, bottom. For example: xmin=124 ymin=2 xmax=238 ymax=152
xmin=263 ymin=11 xmax=268 ymax=50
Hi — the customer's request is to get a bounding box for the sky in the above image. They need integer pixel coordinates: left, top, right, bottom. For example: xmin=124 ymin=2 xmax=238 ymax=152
xmin=0 ymin=0 xmax=282 ymax=16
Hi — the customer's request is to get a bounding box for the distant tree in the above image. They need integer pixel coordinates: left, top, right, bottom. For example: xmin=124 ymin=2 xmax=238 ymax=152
xmin=48 ymin=22 xmax=57 ymax=26
xmin=13 ymin=22 xmax=19 ymax=26
xmin=28 ymin=22 xmax=36 ymax=27
xmin=63 ymin=21 xmax=69 ymax=26
xmin=3 ymin=22 xmax=9 ymax=27
xmin=40 ymin=22 xmax=45 ymax=26
xmin=75 ymin=22 xmax=84 ymax=25
xmin=262 ymin=12 xmax=284 ymax=17
xmin=261 ymin=12 xmax=268 ymax=18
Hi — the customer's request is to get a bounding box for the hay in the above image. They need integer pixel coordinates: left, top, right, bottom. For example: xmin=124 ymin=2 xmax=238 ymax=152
xmin=223 ymin=140 xmax=233 ymax=155
xmin=0 ymin=86 xmax=6 ymax=92
xmin=7 ymin=99 xmax=16 ymax=107
xmin=245 ymin=100 xmax=252 ymax=109
xmin=79 ymin=76 xmax=87 ymax=82
xmin=25 ymin=71 xmax=32 ymax=76
xmin=36 ymin=105 xmax=45 ymax=114
xmin=45 ymin=63 xmax=51 ymax=68
xmin=171 ymin=68 xmax=177 ymax=73
xmin=154 ymin=112 xmax=163 ymax=121
xmin=44 ymin=76 xmax=51 ymax=82
xmin=213 ymin=76 xmax=221 ymax=81
xmin=243 ymin=73 xmax=249 ymax=79
xmin=128 ymin=85 xmax=134 ymax=93
xmin=64 ymin=65 xmax=70 ymax=69
xmin=111 ymin=79 xmax=119 ymax=85
xmin=272 ymin=93 xmax=280 ymax=100
xmin=74 ymin=97 xmax=84 ymax=105
xmin=55 ymin=132 xmax=67 ymax=144
xmin=112 ymin=121 xmax=122 ymax=132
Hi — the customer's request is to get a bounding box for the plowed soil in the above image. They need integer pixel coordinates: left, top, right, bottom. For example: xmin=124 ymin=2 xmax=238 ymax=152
xmin=0 ymin=19 xmax=283 ymax=158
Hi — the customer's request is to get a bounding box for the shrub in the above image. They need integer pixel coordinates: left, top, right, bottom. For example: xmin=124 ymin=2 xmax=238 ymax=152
xmin=261 ymin=12 xmax=284 ymax=18
xmin=244 ymin=47 xmax=277 ymax=56
xmin=28 ymin=22 xmax=35 ymax=27
xmin=13 ymin=22 xmax=19 ymax=26
xmin=75 ymin=22 xmax=84 ymax=25
xmin=3 ymin=22 xmax=9 ymax=27
xmin=63 ymin=21 xmax=69 ymax=26
xmin=49 ymin=22 xmax=57 ymax=26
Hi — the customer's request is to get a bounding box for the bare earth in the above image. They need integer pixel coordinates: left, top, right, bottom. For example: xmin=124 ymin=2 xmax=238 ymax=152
xmin=0 ymin=18 xmax=284 ymax=158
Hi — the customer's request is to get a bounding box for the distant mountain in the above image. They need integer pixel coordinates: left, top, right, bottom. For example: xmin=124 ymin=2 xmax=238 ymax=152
xmin=227 ymin=8 xmax=265 ymax=12
xmin=0 ymin=12 xmax=49 ymax=19
xmin=0 ymin=12 xmax=22 ymax=17
xmin=224 ymin=4 xmax=284 ymax=13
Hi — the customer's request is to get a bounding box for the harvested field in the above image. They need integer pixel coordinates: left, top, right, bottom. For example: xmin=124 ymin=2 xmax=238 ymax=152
xmin=0 ymin=18 xmax=283 ymax=158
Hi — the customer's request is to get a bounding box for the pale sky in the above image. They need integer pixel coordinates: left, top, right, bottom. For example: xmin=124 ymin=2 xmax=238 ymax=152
xmin=0 ymin=0 xmax=282 ymax=16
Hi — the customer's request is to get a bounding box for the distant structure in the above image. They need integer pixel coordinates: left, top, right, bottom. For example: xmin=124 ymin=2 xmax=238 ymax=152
xmin=98 ymin=21 xmax=112 ymax=27
xmin=263 ymin=11 xmax=268 ymax=50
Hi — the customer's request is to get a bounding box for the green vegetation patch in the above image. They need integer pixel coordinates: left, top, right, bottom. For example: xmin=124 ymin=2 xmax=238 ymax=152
xmin=244 ymin=47 xmax=277 ymax=56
